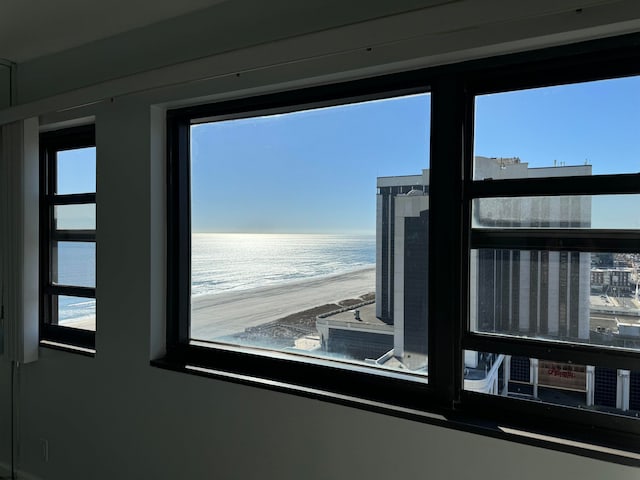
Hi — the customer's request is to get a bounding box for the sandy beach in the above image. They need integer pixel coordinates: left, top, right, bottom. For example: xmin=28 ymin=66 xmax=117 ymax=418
xmin=191 ymin=267 xmax=375 ymax=339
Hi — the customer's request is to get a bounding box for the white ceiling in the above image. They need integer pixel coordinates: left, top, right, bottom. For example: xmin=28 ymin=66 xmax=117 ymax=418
xmin=0 ymin=0 xmax=229 ymax=63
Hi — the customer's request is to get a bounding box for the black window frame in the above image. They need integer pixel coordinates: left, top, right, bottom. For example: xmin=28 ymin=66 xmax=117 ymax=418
xmin=166 ymin=78 xmax=442 ymax=414
xmin=40 ymin=125 xmax=96 ymax=350
xmin=460 ymin=39 xmax=640 ymax=449
xmin=162 ymin=33 xmax=640 ymax=464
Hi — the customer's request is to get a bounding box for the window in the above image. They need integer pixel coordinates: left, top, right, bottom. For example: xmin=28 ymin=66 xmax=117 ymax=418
xmin=165 ymin=35 xmax=640 ymax=463
xmin=40 ymin=125 xmax=96 ymax=350
xmin=461 ymin=47 xmax=640 ymax=453
xmin=167 ymin=81 xmax=437 ymax=410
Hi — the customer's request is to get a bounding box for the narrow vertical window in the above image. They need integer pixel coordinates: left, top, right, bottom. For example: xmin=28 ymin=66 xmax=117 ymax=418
xmin=40 ymin=125 xmax=96 ymax=350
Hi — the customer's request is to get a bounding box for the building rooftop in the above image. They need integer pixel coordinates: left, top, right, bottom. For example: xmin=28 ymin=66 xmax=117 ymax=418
xmin=316 ymin=302 xmax=390 ymax=330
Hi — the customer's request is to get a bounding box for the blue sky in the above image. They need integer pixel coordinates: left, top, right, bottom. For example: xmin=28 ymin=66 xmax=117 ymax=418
xmin=474 ymin=76 xmax=640 ymax=229
xmin=56 ymin=147 xmax=96 ymax=229
xmin=57 ymin=147 xmax=96 ymax=194
xmin=61 ymin=76 xmax=640 ymax=233
xmin=191 ymin=93 xmax=430 ymax=234
xmin=475 ymin=76 xmax=640 ymax=174
xmin=191 ymin=76 xmax=639 ymax=234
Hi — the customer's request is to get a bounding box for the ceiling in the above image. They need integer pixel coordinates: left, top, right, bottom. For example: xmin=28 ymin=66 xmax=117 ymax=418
xmin=0 ymin=0 xmax=229 ymax=63
xmin=6 ymin=0 xmax=628 ymax=67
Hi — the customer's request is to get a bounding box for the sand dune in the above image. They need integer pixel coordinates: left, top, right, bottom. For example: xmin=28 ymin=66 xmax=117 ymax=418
xmin=191 ymin=267 xmax=375 ymax=339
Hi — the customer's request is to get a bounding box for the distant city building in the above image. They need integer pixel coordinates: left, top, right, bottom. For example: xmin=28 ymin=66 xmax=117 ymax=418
xmin=592 ymin=253 xmax=615 ymax=268
xmin=591 ymin=268 xmax=632 ymax=294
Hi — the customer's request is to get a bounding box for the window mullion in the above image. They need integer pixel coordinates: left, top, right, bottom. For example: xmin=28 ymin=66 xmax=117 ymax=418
xmin=45 ymin=285 xmax=95 ymax=298
xmin=52 ymin=231 xmax=96 ymax=242
xmin=471 ymin=229 xmax=640 ymax=253
xmin=429 ymin=76 xmax=467 ymax=408
xmin=167 ymin=114 xmax=191 ymax=348
xmin=470 ymin=173 xmax=640 ymax=198
xmin=464 ymin=332 xmax=640 ymax=372
xmin=51 ymin=193 xmax=96 ymax=205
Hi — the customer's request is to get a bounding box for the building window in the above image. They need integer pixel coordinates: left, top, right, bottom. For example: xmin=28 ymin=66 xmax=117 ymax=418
xmin=165 ymin=35 xmax=640 ymax=460
xmin=40 ymin=125 xmax=96 ymax=350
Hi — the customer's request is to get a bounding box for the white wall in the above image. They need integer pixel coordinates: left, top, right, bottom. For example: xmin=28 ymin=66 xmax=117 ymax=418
xmin=1 ymin=2 xmax=640 ymax=478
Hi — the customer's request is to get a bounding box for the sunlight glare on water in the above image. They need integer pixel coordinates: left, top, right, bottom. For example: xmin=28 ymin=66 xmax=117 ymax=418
xmin=191 ymin=233 xmax=375 ymax=297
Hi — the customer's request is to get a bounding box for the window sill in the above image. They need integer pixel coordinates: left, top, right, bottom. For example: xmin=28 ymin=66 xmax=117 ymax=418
xmin=40 ymin=339 xmax=96 ymax=357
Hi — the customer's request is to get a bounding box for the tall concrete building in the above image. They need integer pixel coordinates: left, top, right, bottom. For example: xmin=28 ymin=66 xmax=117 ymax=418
xmin=376 ymin=169 xmax=430 ymax=370
xmin=470 ymin=157 xmax=592 ymax=342
xmin=375 ymin=157 xmax=592 ymax=372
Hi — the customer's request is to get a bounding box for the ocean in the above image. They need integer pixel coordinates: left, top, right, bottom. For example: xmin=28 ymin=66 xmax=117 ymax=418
xmin=57 ymin=242 xmax=96 ymax=322
xmin=57 ymin=233 xmax=376 ymax=320
xmin=191 ymin=233 xmax=376 ymax=296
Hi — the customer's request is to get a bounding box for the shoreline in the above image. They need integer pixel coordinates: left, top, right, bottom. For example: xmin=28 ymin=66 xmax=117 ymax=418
xmin=192 ymin=264 xmax=375 ymax=300
xmin=191 ymin=266 xmax=375 ymax=339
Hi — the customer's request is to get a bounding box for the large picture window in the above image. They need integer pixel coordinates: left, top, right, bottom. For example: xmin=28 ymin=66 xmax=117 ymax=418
xmin=40 ymin=125 xmax=96 ymax=350
xmin=167 ymin=82 xmax=441 ymax=409
xmin=187 ymin=92 xmax=432 ymax=375
xmin=165 ymin=35 xmax=640 ymax=463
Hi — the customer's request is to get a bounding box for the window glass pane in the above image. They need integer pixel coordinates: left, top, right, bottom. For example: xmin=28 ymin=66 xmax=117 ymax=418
xmin=54 ymin=204 xmax=96 ymax=230
xmin=474 ymin=76 xmax=640 ymax=180
xmin=470 ymin=249 xmax=640 ymax=351
xmin=190 ymin=93 xmax=431 ymax=376
xmin=56 ymin=295 xmax=96 ymax=331
xmin=464 ymin=350 xmax=640 ymax=418
xmin=473 ymin=195 xmax=640 ymax=229
xmin=53 ymin=241 xmax=96 ymax=288
xmin=56 ymin=147 xmax=96 ymax=194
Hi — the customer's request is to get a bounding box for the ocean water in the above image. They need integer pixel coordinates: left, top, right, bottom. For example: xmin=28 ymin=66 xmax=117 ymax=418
xmin=57 ymin=242 xmax=96 ymax=322
xmin=56 ymin=234 xmax=376 ymax=319
xmin=191 ymin=233 xmax=376 ymax=296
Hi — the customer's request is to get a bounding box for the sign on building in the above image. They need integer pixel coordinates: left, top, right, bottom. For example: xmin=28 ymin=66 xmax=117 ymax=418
xmin=538 ymin=361 xmax=587 ymax=392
